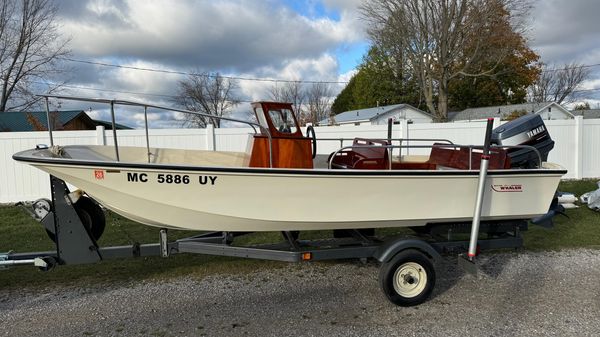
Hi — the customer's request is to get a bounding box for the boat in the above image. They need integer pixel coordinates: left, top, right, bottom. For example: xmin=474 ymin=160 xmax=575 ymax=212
xmin=12 ymin=95 xmax=567 ymax=233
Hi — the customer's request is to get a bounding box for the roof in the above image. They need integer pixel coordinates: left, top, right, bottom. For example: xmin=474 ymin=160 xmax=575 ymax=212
xmin=321 ymin=104 xmax=431 ymax=125
xmin=0 ymin=110 xmax=85 ymax=132
xmin=93 ymin=119 xmax=133 ymax=130
xmin=571 ymin=109 xmax=600 ymax=119
xmin=449 ymin=102 xmax=570 ymax=121
xmin=0 ymin=110 xmax=132 ymax=131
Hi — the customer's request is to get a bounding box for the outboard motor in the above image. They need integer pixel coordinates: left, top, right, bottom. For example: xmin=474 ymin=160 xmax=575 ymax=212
xmin=491 ymin=114 xmax=554 ymax=168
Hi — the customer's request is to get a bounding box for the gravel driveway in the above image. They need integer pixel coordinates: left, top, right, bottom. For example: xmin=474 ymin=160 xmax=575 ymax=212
xmin=1 ymin=249 xmax=599 ymax=337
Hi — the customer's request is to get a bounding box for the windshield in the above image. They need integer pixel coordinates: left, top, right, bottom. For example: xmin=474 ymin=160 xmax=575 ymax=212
xmin=269 ymin=108 xmax=297 ymax=134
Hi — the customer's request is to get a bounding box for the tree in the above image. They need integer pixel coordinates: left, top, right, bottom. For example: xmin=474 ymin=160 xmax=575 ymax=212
xmin=175 ymin=72 xmax=240 ymax=128
xmin=360 ymin=0 xmax=533 ymax=121
xmin=448 ymin=24 xmax=540 ymax=110
xmin=269 ymin=81 xmax=306 ymax=123
xmin=352 ymin=46 xmax=421 ymax=110
xmin=0 ymin=0 xmax=69 ymax=112
xmin=529 ymin=62 xmax=590 ymax=104
xmin=331 ymin=75 xmax=358 ymax=115
xmin=331 ymin=46 xmax=422 ymax=115
xmin=306 ymin=82 xmax=332 ymax=125
xmin=503 ymin=109 xmax=527 ymax=121
xmin=573 ymin=102 xmax=590 ymax=110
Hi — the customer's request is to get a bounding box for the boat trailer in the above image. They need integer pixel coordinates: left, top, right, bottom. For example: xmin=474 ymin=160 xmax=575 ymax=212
xmin=1 ymin=174 xmax=530 ymax=306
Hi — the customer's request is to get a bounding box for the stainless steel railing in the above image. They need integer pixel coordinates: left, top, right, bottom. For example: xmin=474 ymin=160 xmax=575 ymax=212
xmin=38 ymin=95 xmax=274 ymax=167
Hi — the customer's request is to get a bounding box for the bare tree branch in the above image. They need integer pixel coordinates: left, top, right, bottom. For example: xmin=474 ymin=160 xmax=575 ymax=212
xmin=529 ymin=62 xmax=590 ymax=104
xmin=0 ymin=0 xmax=70 ymax=112
xmin=360 ymin=0 xmax=533 ymax=121
xmin=269 ymin=81 xmax=306 ymax=123
xmin=174 ymin=72 xmax=240 ymax=128
xmin=306 ymin=82 xmax=332 ymax=125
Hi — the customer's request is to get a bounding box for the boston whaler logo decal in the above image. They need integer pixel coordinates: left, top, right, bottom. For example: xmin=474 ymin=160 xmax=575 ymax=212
xmin=491 ymin=184 xmax=523 ymax=192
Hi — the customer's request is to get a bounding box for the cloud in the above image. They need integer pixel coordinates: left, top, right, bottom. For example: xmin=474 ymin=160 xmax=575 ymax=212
xmin=530 ymin=0 xmax=600 ymax=65
xmin=57 ymin=0 xmax=360 ymax=73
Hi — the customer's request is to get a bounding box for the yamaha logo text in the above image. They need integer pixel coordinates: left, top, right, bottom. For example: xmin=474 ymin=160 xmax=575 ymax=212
xmin=526 ymin=125 xmax=545 ymax=139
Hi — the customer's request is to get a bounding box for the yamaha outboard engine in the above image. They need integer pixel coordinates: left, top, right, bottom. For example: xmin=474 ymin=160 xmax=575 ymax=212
xmin=491 ymin=114 xmax=554 ymax=168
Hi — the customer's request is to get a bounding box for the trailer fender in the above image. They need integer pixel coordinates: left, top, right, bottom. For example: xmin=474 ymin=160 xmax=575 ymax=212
xmin=373 ymin=239 xmax=441 ymax=264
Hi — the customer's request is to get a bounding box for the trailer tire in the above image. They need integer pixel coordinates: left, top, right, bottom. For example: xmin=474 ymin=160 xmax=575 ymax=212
xmin=378 ymin=249 xmax=435 ymax=306
xmin=75 ymin=197 xmax=106 ymax=241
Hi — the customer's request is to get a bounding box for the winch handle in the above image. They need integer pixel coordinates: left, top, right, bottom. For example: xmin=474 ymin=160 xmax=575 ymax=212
xmin=482 ymin=118 xmax=494 ymax=156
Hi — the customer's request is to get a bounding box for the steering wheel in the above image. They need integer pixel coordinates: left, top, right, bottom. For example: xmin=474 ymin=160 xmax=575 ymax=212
xmin=306 ymin=125 xmax=317 ymax=159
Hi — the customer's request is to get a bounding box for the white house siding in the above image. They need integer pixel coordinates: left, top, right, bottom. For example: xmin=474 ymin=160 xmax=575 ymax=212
xmin=372 ymin=107 xmax=433 ymax=125
xmin=536 ymin=104 xmax=573 ymax=120
xmin=537 ymin=109 xmax=571 ymax=120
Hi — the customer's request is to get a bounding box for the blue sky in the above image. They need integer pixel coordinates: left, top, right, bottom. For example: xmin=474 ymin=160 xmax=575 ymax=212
xmin=281 ymin=0 xmax=368 ymax=73
xmin=283 ymin=0 xmax=341 ymax=21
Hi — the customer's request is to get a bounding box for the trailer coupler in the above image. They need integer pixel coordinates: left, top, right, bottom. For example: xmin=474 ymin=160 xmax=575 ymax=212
xmin=0 ymin=252 xmax=53 ymax=270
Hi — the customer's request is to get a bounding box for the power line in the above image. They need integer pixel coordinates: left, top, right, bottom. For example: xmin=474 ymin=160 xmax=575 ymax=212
xmin=60 ymin=55 xmax=600 ymax=79
xmin=34 ymin=79 xmax=600 ymax=105
xmin=57 ymin=56 xmax=600 ymax=88
xmin=59 ymin=57 xmax=349 ymax=84
xmin=34 ymin=55 xmax=600 ymax=102
xmin=33 ymin=81 xmax=257 ymax=103
xmin=58 ymin=83 xmax=176 ymax=99
xmin=541 ymin=62 xmax=600 ymax=73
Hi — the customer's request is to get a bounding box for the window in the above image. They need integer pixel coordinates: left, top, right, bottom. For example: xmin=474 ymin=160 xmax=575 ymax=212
xmin=255 ymin=107 xmax=268 ymax=129
xmin=269 ymin=109 xmax=297 ymax=134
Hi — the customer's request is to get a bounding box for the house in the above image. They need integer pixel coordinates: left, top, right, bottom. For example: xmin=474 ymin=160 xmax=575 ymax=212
xmin=448 ymin=102 xmax=574 ymax=122
xmin=319 ymin=104 xmax=433 ymax=126
xmin=0 ymin=110 xmax=131 ymax=132
xmin=571 ymin=109 xmax=600 ymax=119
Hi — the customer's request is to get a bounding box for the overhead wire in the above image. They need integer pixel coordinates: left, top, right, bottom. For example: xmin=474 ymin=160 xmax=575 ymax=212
xmin=58 ymin=57 xmax=349 ymax=84
xmin=35 ymin=80 xmax=600 ymax=102
xmin=29 ymin=56 xmax=600 ymax=101
xmin=32 ymin=81 xmax=257 ymax=103
xmin=58 ymin=56 xmax=600 ymax=81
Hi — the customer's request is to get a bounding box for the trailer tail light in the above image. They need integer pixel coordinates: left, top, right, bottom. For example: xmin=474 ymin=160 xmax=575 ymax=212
xmin=302 ymin=252 xmax=312 ymax=261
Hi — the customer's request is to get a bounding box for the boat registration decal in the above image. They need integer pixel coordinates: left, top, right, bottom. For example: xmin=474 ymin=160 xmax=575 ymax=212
xmin=491 ymin=184 xmax=523 ymax=192
xmin=94 ymin=170 xmax=104 ymax=180
xmin=126 ymin=172 xmax=217 ymax=185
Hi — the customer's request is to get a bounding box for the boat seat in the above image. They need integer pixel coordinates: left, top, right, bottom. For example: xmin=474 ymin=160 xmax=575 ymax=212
xmin=428 ymin=143 xmax=511 ymax=170
xmin=330 ymin=138 xmax=390 ymax=170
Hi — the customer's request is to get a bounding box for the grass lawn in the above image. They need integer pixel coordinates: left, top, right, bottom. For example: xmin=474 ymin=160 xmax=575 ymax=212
xmin=1 ymin=179 xmax=598 ymax=289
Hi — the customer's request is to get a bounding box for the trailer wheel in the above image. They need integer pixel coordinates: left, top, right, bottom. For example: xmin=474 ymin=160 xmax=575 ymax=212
xmin=379 ymin=249 xmax=435 ymax=306
xmin=74 ymin=197 xmax=106 ymax=241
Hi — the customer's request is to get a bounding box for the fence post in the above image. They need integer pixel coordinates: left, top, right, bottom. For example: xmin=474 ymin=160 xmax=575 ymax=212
xmin=493 ymin=117 xmax=501 ymax=129
xmin=96 ymin=126 xmax=106 ymax=145
xmin=401 ymin=119 xmax=409 ymax=155
xmin=206 ymin=124 xmax=216 ymax=151
xmin=574 ymin=116 xmax=584 ymax=179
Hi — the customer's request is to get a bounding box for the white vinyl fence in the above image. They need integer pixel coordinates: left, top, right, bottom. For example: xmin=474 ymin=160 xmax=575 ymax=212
xmin=1 ymin=117 xmax=599 ymax=203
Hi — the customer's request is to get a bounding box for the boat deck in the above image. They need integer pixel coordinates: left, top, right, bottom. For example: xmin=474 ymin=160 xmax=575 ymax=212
xmin=30 ymin=145 xmax=564 ymax=171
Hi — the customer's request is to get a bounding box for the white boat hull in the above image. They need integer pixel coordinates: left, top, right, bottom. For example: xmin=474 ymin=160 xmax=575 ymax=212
xmin=23 ymin=158 xmax=564 ymax=232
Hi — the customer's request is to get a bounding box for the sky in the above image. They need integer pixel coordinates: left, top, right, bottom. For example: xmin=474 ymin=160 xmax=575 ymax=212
xmin=47 ymin=0 xmax=600 ymax=128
